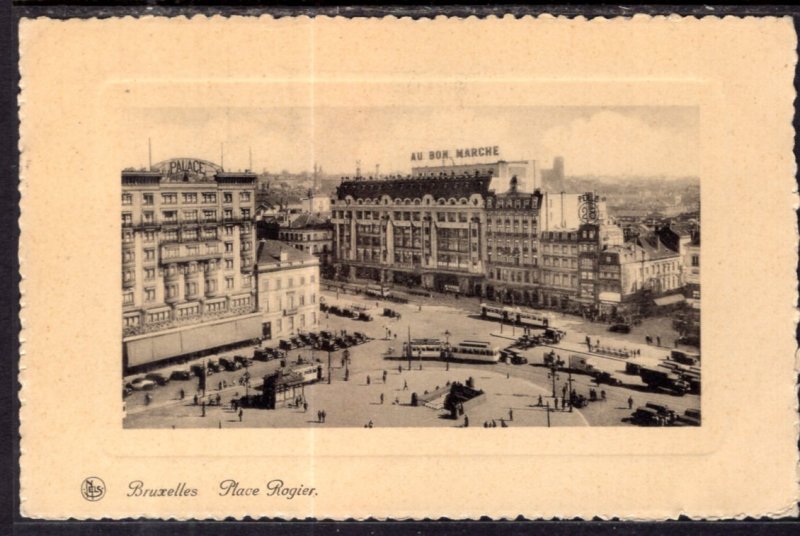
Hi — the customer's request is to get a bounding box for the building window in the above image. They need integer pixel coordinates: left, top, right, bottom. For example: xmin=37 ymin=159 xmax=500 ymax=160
xmin=691 ymin=255 xmax=699 ymax=267
xmin=311 ymin=293 xmax=316 ymax=304
xmin=122 ymin=230 xmax=133 ymax=243
xmin=141 ymin=193 xmax=153 ymax=206
xmin=122 ymin=212 xmax=132 ymax=227
xmin=122 ymin=193 xmax=132 ymax=205
xmin=182 ymin=193 xmax=197 ymax=204
xmin=225 ymin=242 xmax=233 ymax=253
xmin=144 ymin=287 xmax=156 ymax=302
xmin=163 ymin=230 xmax=178 ymax=242
xmin=225 ymin=258 xmax=234 ymax=270
xmin=275 ymin=279 xmax=282 ymax=290
xmin=143 ymin=211 xmax=154 ymax=225
xmin=288 ymin=277 xmax=294 ymax=288
xmin=203 ymin=209 xmax=216 ymax=222
xmin=203 ymin=192 xmax=217 ymax=204
xmin=223 ymin=192 xmax=233 ymax=203
xmin=123 ymin=291 xmax=134 ymax=305
xmin=310 ymin=274 xmax=315 ymax=283
xmin=144 ymin=268 xmax=156 ymax=280
xmin=161 ymin=193 xmax=178 ymax=205
xmin=241 ymin=208 xmax=251 ymax=219
xmin=225 ymin=277 xmax=234 ymax=290
xmin=144 ymin=230 xmax=156 ymax=242
xmin=144 ymin=248 xmax=155 ymax=261
xmin=240 ymin=191 xmax=251 ymax=202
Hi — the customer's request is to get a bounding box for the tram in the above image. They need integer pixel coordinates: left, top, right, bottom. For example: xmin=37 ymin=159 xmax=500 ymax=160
xmin=402 ymin=338 xmax=444 ymax=359
xmin=480 ymin=303 xmax=550 ymax=328
xmin=449 ymin=340 xmax=501 ymax=364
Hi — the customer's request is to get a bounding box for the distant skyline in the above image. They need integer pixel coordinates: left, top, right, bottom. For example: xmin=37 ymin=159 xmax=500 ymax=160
xmin=121 ymin=106 xmax=699 ymax=178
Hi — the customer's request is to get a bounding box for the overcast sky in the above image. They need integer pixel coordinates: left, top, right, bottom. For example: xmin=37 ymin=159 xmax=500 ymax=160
xmin=122 ymin=106 xmax=699 ymax=178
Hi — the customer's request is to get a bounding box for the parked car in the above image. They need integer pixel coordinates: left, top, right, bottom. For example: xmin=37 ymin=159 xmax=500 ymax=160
xmin=358 ymin=312 xmax=373 ymax=321
xmin=510 ymin=355 xmax=528 ymax=365
xmin=144 ymin=372 xmax=170 ymax=386
xmin=190 ymin=364 xmax=213 ymax=377
xmin=290 ymin=336 xmax=304 ymax=348
xmin=219 ymin=358 xmax=241 ymax=371
xmin=233 ymin=355 xmax=253 ymax=367
xmin=169 ymin=369 xmax=193 ymax=381
xmin=207 ymin=360 xmax=222 ymax=373
xmin=130 ymin=377 xmax=156 ymax=391
xmin=279 ymin=339 xmax=294 ymax=351
xmin=608 ymin=323 xmax=631 ymax=334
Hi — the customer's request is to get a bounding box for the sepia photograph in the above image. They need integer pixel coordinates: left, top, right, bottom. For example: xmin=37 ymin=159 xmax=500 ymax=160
xmin=120 ymin=105 xmax=702 ymax=430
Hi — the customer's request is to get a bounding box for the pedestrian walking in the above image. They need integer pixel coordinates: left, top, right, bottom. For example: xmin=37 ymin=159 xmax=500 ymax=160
xmin=554 ymin=397 xmax=559 ymax=410
xmin=238 ymin=408 xmax=243 ymax=422
xmin=657 ymin=336 xmax=661 ymax=347
xmin=193 ymin=394 xmax=198 ymax=405
xmin=201 ymin=401 xmax=206 ymax=417
xmin=367 ymin=375 xmax=371 ymax=385
xmin=179 ymin=389 xmax=185 ymax=400
xmin=509 ymin=408 xmax=514 ymax=421
xmin=218 ymin=381 xmax=222 ymax=391
xmin=398 ymin=364 xmax=402 ymax=374
xmin=322 ymin=410 xmax=327 ymax=423
xmin=600 ymin=390 xmax=606 ymax=401
xmin=317 ymin=410 xmax=322 ymax=423
xmin=628 ymin=396 xmax=634 ymax=409
xmin=380 ymin=393 xmax=384 ymax=404
xmin=368 ymin=420 xmax=373 ymax=428
xmin=383 ymin=370 xmax=387 ymax=383
xmin=403 ymin=380 xmax=408 ymax=391
xmin=145 ymin=393 xmax=152 ymax=406
xmin=464 ymin=415 xmax=469 ymax=427
xmin=537 ymin=394 xmax=543 ymax=406
xmin=303 ymin=402 xmax=308 ymax=412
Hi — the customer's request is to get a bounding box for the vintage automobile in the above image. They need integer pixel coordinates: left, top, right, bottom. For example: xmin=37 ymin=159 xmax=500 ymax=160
xmin=358 ymin=311 xmax=373 ymax=322
xmin=608 ymin=323 xmax=631 ymax=334
xmin=169 ymin=369 xmax=193 ymax=381
xmin=233 ymin=355 xmax=253 ymax=367
xmin=207 ymin=359 xmax=223 ymax=372
xmin=219 ymin=358 xmax=242 ymax=371
xmin=279 ymin=339 xmax=295 ymax=351
xmin=130 ymin=377 xmax=156 ymax=391
xmin=144 ymin=372 xmax=170 ymax=386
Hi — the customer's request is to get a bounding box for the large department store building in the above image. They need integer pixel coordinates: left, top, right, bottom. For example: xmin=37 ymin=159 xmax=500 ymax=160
xmin=331 ymin=163 xmax=687 ymax=313
xmin=121 ymin=158 xmax=260 ymax=372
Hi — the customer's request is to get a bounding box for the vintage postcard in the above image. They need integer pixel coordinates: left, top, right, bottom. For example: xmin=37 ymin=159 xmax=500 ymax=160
xmin=18 ymin=15 xmax=798 ymax=519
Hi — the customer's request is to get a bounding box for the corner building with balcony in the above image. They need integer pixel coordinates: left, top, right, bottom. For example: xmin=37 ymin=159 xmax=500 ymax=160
xmin=121 ymin=158 xmax=260 ymax=372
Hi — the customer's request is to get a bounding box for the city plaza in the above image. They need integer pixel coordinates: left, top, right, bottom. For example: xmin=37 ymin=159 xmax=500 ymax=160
xmin=123 ymin=287 xmax=699 ymax=429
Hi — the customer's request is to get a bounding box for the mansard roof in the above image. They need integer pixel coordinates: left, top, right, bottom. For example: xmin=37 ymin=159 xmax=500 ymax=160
xmin=335 ymin=173 xmax=492 ymax=201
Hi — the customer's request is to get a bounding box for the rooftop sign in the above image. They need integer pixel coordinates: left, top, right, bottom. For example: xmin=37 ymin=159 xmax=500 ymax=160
xmin=410 ymin=146 xmax=500 ymax=161
xmin=152 ymin=158 xmax=223 ymax=181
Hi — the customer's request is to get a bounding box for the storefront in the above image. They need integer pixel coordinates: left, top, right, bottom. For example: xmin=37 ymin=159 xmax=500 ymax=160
xmin=123 ymin=313 xmax=261 ymax=372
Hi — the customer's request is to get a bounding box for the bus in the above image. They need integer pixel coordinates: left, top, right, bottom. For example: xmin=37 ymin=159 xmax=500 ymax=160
xmin=402 ymin=338 xmax=444 ymax=359
xmin=480 ymin=303 xmax=550 ymax=328
xmin=449 ymin=340 xmax=501 ymax=364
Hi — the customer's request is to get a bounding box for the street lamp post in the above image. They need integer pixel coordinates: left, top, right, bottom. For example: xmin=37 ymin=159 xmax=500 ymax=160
xmin=566 ymin=369 xmax=574 ymax=412
xmin=443 ymin=330 xmax=451 ymax=371
xmin=545 ymin=401 xmax=551 ymax=428
xmin=327 ymin=349 xmax=331 ymax=384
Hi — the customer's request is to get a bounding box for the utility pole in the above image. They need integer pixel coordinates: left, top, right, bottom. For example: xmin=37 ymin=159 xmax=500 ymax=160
xmin=545 ymin=401 xmax=551 ymax=428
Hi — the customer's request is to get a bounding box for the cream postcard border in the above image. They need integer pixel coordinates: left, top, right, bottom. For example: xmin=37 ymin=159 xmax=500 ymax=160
xmin=19 ymin=15 xmax=799 ymax=519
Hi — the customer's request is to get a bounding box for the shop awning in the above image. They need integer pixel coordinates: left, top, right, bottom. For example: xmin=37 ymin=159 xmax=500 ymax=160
xmin=598 ymin=291 xmax=621 ymax=303
xmin=653 ymin=294 xmax=685 ymax=306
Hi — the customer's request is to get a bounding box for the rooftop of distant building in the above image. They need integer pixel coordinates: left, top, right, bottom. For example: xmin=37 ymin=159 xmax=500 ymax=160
xmin=257 ymin=239 xmax=317 ymax=266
